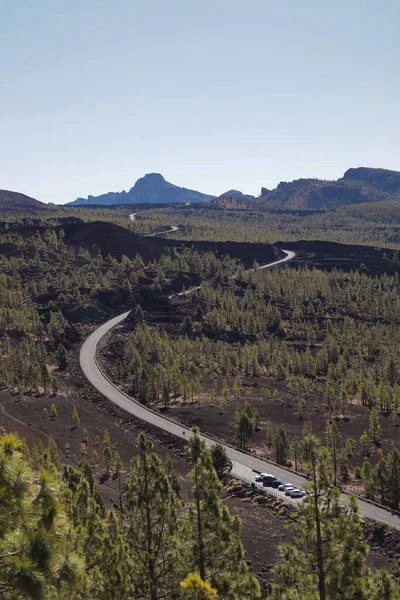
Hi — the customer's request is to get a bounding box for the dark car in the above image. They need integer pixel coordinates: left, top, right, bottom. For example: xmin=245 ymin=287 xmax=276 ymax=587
xmin=271 ymin=478 xmax=285 ymax=488
xmin=262 ymin=475 xmax=278 ymax=486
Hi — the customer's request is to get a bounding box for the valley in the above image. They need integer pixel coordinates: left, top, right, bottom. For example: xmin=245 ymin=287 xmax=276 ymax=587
xmin=2 ymin=186 xmax=400 ymax=597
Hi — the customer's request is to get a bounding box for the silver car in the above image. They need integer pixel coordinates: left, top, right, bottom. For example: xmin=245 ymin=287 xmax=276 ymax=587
xmin=278 ymin=483 xmax=292 ymax=492
xmin=289 ymin=489 xmax=306 ymax=498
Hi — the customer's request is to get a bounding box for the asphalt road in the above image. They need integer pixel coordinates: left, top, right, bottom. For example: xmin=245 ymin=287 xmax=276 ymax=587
xmin=79 ymin=249 xmax=400 ymax=528
xmin=146 ymin=226 xmax=178 ymax=237
xmin=129 ymin=213 xmax=178 ymax=237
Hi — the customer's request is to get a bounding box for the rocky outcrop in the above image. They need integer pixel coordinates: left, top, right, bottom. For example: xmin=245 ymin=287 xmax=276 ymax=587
xmin=341 ymin=167 xmax=400 ymax=193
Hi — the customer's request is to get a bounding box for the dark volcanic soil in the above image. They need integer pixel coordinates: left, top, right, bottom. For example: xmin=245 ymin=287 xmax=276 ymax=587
xmin=1 ymin=385 xmax=397 ymax=596
xmin=164 ymin=239 xmax=284 ymax=269
xmin=0 ymin=383 xmax=288 ymax=594
xmin=0 ymin=387 xmax=188 ymax=505
xmin=276 ymin=240 xmax=400 ymax=276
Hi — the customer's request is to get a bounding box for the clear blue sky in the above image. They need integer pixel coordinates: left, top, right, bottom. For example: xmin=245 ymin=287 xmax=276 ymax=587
xmin=1 ymin=0 xmax=399 ymax=204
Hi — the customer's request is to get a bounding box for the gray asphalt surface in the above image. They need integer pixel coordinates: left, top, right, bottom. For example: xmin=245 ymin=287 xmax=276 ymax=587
xmin=79 ymin=249 xmax=400 ymax=528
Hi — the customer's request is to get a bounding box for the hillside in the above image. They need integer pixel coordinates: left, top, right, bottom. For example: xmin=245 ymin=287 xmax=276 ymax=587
xmin=341 ymin=167 xmax=400 ymax=192
xmin=10 ymin=221 xmax=164 ymax=262
xmin=258 ymin=170 xmax=396 ymax=210
xmin=60 ymin=221 xmax=165 ymax=261
xmin=68 ymin=173 xmax=214 ymax=206
xmin=218 ymin=189 xmax=255 ymax=200
xmin=0 ymin=189 xmax=47 ymax=214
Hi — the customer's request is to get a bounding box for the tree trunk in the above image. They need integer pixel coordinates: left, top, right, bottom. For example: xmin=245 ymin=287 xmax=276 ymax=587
xmin=143 ymin=453 xmax=158 ymax=600
xmin=313 ymin=461 xmax=326 ymax=600
xmin=195 ymin=461 xmax=206 ymax=580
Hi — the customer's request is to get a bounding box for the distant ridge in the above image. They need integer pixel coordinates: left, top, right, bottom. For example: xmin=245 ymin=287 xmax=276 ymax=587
xmin=218 ymin=189 xmax=255 ymax=200
xmin=67 ymin=173 xmax=214 ymax=206
xmin=0 ymin=190 xmax=47 ymax=214
xmin=341 ymin=167 xmax=400 ymax=192
xmin=258 ymin=167 xmax=400 ymax=210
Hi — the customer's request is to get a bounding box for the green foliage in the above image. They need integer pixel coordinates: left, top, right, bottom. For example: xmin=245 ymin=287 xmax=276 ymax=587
xmin=125 ymin=433 xmax=182 ymax=599
xmin=72 ymin=406 xmax=80 ymax=428
xmin=231 ymin=403 xmax=254 ymax=449
xmin=102 ymin=429 xmax=113 ymax=476
xmin=185 ymin=429 xmax=260 ymax=598
xmin=0 ymin=433 xmax=86 ymax=599
xmin=270 ymin=443 xmax=399 ymax=600
xmin=210 ymin=443 xmax=230 ymax=478
xmin=274 ymin=426 xmax=289 ymax=465
xmin=56 ymin=343 xmax=68 ymax=370
xmin=369 ymin=406 xmax=382 ymax=444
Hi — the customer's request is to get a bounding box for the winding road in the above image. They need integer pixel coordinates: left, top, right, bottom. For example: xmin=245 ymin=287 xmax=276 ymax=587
xmin=146 ymin=226 xmax=179 ymax=237
xmin=80 ymin=247 xmax=400 ymax=529
xmin=129 ymin=212 xmax=178 ymax=237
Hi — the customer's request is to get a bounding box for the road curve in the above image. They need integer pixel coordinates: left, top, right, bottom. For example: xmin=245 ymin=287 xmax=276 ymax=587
xmin=146 ymin=226 xmax=178 ymax=237
xmin=129 ymin=213 xmax=178 ymax=237
xmin=257 ymin=250 xmax=295 ymax=270
xmin=79 ymin=250 xmax=400 ymax=528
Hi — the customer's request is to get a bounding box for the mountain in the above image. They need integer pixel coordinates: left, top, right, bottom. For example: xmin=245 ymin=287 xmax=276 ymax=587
xmin=0 ymin=190 xmax=47 ymax=214
xmin=218 ymin=189 xmax=255 ymax=200
xmin=68 ymin=173 xmax=214 ymax=206
xmin=341 ymin=167 xmax=400 ymax=192
xmin=258 ymin=168 xmax=400 ymax=210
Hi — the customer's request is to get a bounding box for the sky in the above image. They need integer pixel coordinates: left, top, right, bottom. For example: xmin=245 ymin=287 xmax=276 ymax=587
xmin=1 ymin=0 xmax=399 ymax=204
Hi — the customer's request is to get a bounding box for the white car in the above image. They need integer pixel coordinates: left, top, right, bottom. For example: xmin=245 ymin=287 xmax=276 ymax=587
xmin=255 ymin=473 xmax=271 ymax=482
xmin=289 ymin=489 xmax=306 ymax=498
xmin=284 ymin=486 xmax=298 ymax=496
xmin=278 ymin=483 xmax=292 ymax=492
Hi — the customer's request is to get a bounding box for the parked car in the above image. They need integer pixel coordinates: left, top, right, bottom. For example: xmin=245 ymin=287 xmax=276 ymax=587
xmin=271 ymin=478 xmax=285 ymax=488
xmin=278 ymin=483 xmax=293 ymax=492
xmin=284 ymin=486 xmax=298 ymax=496
xmin=289 ymin=489 xmax=306 ymax=498
xmin=255 ymin=473 xmax=270 ymax=482
xmin=262 ymin=475 xmax=278 ymax=486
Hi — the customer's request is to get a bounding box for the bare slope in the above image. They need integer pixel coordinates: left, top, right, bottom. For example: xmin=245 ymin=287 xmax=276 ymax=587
xmin=60 ymin=221 xmax=163 ymax=261
xmin=0 ymin=190 xmax=47 ymax=214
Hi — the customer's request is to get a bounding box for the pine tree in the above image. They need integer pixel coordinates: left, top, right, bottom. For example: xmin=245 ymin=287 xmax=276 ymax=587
xmin=47 ymin=434 xmax=60 ymax=469
xmin=98 ymin=510 xmax=136 ymax=600
xmin=265 ymin=418 xmax=274 ymax=449
xmin=274 ymin=426 xmax=289 ymax=465
xmin=62 ymin=462 xmax=108 ymax=596
xmin=362 ymin=457 xmax=375 ymax=500
xmin=270 ymin=441 xmax=396 ymax=600
xmin=325 ymin=420 xmax=341 ymax=486
xmin=56 ymin=342 xmax=69 ymax=370
xmin=0 ymin=433 xmax=86 ymax=599
xmin=386 ymin=446 xmax=400 ymax=511
xmin=232 ymin=404 xmax=254 ymax=449
xmin=72 ymin=405 xmax=80 ymax=429
xmin=125 ymin=433 xmax=182 ymax=599
xmin=210 ymin=443 xmax=230 ymax=478
xmin=185 ymin=428 xmax=260 ymax=598
xmin=373 ymin=451 xmax=388 ymax=505
xmin=114 ymin=450 xmax=123 ymax=511
xmin=102 ymin=429 xmax=113 ymax=477
xmin=359 ymin=431 xmax=370 ymax=456
xmin=369 ymin=406 xmax=382 ymax=444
